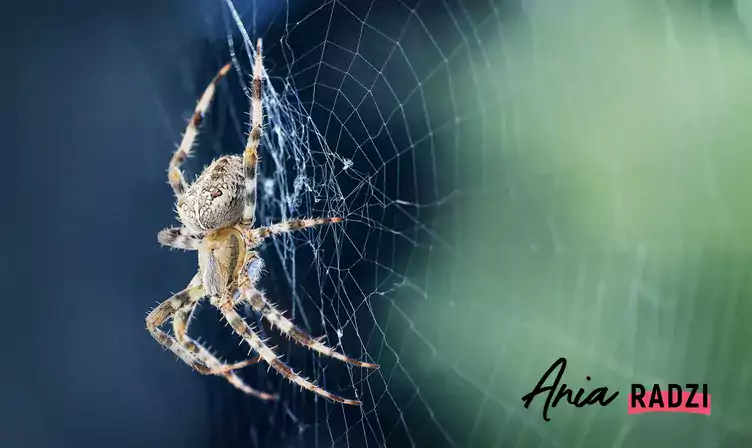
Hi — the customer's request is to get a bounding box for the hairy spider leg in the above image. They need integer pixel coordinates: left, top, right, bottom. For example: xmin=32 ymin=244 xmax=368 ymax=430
xmin=172 ymin=298 xmax=277 ymax=401
xmin=168 ymin=62 xmax=232 ymax=198
xmin=146 ymin=276 xmax=273 ymax=399
xmin=249 ymin=217 xmax=343 ymax=242
xmin=241 ymin=38 xmax=263 ymax=227
xmin=146 ymin=280 xmax=214 ymax=374
xmin=233 ymin=252 xmax=377 ymax=369
xmin=158 ymin=226 xmax=203 ymax=251
xmin=215 ymin=244 xmax=375 ymax=405
xmin=216 ymin=296 xmax=362 ymax=406
xmin=243 ymin=219 xmax=376 ymax=367
xmin=240 ymin=287 xmax=378 ymax=369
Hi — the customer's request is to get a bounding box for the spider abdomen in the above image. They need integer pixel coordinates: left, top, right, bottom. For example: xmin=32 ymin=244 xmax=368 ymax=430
xmin=177 ymin=155 xmax=245 ymax=233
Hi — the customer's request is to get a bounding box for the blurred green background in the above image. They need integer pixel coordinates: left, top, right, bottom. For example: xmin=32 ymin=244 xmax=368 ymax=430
xmin=398 ymin=1 xmax=752 ymax=446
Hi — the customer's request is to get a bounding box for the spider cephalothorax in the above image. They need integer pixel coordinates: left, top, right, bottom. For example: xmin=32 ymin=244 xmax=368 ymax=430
xmin=147 ymin=39 xmax=378 ymax=406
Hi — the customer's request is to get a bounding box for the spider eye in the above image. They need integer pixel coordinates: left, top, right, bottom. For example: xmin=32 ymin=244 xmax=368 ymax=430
xmin=211 ymin=189 xmax=223 ymax=198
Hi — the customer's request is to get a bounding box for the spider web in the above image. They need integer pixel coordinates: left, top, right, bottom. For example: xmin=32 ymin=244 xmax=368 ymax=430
xmin=174 ymin=0 xmax=752 ymax=447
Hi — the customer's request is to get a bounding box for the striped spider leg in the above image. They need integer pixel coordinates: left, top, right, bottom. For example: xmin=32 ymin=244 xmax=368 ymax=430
xmin=215 ymin=223 xmax=378 ymax=406
xmin=158 ymin=226 xmax=203 ymax=251
xmin=146 ymin=274 xmax=276 ymax=400
xmin=167 ymin=62 xmax=231 ymax=200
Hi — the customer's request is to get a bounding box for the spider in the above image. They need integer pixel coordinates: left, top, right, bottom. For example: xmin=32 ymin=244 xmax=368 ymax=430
xmin=146 ymin=39 xmax=378 ymax=406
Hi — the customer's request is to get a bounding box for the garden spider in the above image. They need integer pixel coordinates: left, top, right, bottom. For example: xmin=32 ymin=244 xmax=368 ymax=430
xmin=147 ymin=39 xmax=378 ymax=406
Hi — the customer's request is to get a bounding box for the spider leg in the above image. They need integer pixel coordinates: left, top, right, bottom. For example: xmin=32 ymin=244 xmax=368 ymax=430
xmin=239 ymin=231 xmax=373 ymax=367
xmin=251 ymin=217 xmax=343 ymax=241
xmin=216 ymin=296 xmax=362 ymax=406
xmin=158 ymin=226 xmax=203 ymax=251
xmin=146 ymin=279 xmax=213 ymax=374
xmin=147 ymin=275 xmax=274 ymax=400
xmin=168 ymin=63 xmax=231 ymax=198
xmin=172 ymin=299 xmax=277 ymax=401
xmin=239 ymin=286 xmax=378 ymax=369
xmin=240 ymin=38 xmax=263 ymax=227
